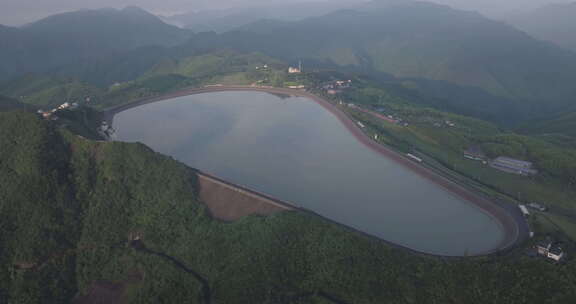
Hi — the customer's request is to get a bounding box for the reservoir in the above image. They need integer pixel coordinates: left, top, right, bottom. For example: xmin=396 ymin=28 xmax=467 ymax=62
xmin=114 ymin=90 xmax=507 ymax=256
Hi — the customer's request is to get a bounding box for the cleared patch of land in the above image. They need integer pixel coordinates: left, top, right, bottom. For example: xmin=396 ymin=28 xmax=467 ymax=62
xmin=73 ymin=271 xmax=143 ymax=304
xmin=197 ymin=172 xmax=293 ymax=221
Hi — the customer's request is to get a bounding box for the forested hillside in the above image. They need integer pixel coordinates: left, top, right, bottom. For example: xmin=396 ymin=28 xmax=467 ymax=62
xmin=0 ymin=95 xmax=30 ymax=111
xmin=0 ymin=51 xmax=287 ymax=110
xmin=0 ymin=75 xmax=104 ymax=108
xmin=1 ymin=111 xmax=576 ymax=304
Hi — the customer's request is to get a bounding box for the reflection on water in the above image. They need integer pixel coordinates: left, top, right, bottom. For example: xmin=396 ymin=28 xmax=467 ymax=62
xmin=114 ymin=91 xmax=504 ymax=255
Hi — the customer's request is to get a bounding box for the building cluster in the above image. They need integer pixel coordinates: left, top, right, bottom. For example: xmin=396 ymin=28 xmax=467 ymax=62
xmin=37 ymin=102 xmax=78 ymax=120
xmin=536 ymin=238 xmax=566 ymax=262
xmin=322 ymin=80 xmax=352 ymax=95
xmin=463 ymin=147 xmax=538 ymax=176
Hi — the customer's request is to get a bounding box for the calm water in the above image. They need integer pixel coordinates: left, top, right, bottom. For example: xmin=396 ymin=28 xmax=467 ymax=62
xmin=114 ymin=91 xmax=505 ymax=255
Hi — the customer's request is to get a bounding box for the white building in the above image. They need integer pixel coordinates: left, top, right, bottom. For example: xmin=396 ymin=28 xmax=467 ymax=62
xmin=288 ymin=67 xmax=301 ymax=74
xmin=58 ymin=102 xmax=71 ymax=110
xmin=548 ymin=247 xmax=565 ymax=262
xmin=289 ymin=61 xmax=303 ymax=73
xmin=536 ymin=238 xmax=566 ymax=262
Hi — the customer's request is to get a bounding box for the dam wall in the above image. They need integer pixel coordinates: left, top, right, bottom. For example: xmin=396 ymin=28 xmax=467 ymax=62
xmin=197 ymin=171 xmax=294 ymax=222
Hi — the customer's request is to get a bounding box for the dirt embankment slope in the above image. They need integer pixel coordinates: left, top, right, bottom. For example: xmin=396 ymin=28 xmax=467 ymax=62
xmin=197 ymin=172 xmax=293 ymax=222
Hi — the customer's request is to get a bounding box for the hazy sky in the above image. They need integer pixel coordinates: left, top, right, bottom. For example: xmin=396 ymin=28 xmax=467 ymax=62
xmin=0 ymin=0 xmax=562 ymax=26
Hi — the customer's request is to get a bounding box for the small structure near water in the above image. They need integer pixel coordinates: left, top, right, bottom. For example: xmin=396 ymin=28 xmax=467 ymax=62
xmin=519 ymin=205 xmax=530 ymax=217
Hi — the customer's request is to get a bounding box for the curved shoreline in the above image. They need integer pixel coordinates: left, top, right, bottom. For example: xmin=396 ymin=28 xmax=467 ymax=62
xmin=105 ymin=85 xmax=528 ymax=256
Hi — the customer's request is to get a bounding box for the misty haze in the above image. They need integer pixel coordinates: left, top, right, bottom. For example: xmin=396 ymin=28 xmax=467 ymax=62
xmin=1 ymin=0 xmax=575 ymax=303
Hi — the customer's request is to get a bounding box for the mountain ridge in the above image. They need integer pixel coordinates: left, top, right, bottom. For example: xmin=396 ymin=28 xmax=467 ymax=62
xmin=507 ymin=2 xmax=576 ymax=51
xmin=213 ymin=1 xmax=576 ymax=113
xmin=0 ymin=7 xmax=191 ymax=82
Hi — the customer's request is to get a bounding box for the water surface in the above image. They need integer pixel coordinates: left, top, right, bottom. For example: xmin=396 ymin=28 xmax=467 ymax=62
xmin=114 ymin=91 xmax=505 ymax=255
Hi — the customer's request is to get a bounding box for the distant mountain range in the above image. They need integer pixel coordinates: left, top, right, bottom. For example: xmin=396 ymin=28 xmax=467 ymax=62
xmin=507 ymin=2 xmax=576 ymax=51
xmin=0 ymin=7 xmax=190 ymax=82
xmin=2 ymin=1 xmax=576 ymax=123
xmin=187 ymin=0 xmax=576 ymax=115
xmin=161 ymin=0 xmax=358 ymax=32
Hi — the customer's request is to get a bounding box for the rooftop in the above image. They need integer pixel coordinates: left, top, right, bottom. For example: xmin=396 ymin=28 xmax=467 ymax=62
xmin=493 ymin=156 xmax=533 ymax=168
xmin=549 ymin=246 xmax=564 ymax=256
xmin=464 ymin=145 xmax=485 ymax=157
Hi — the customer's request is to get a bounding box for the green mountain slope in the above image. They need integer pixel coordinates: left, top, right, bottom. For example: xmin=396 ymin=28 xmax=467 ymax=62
xmin=0 ymin=75 xmax=104 ymax=108
xmin=520 ymin=111 xmax=576 ymax=138
xmin=0 ymin=51 xmax=287 ymax=111
xmin=1 ymin=111 xmax=576 ymax=303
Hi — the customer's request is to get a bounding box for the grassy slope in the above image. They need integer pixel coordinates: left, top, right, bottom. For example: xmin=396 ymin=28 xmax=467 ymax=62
xmin=520 ymin=111 xmax=576 ymax=138
xmin=337 ymin=83 xmax=576 ymax=211
xmin=1 ymin=111 xmax=576 ymax=303
xmin=0 ymin=75 xmax=104 ymax=108
xmin=0 ymin=52 xmax=286 ymax=111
